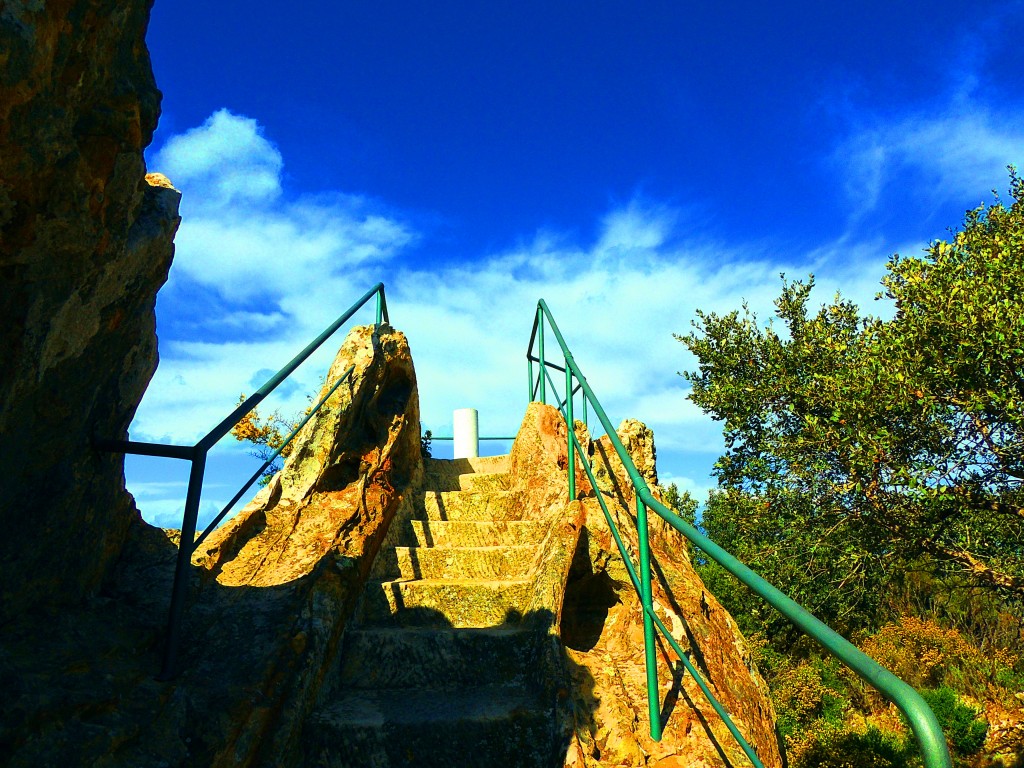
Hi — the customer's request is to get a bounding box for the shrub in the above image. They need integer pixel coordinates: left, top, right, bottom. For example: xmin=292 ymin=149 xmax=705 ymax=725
xmin=860 ymin=616 xmax=990 ymax=695
xmin=794 ymin=724 xmax=913 ymax=768
xmin=771 ymin=657 xmax=851 ymax=745
xmin=919 ymin=686 xmax=988 ymax=756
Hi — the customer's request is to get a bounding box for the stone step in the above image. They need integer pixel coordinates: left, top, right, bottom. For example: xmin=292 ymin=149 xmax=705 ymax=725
xmin=306 ymin=685 xmax=557 ymax=768
xmin=360 ymin=578 xmax=533 ymax=628
xmin=455 ymin=472 xmax=512 ymax=492
xmin=423 ymin=456 xmax=511 ymax=491
xmin=374 ymin=545 xmax=538 ymax=581
xmin=405 ymin=519 xmax=547 ymax=548
xmin=420 ymin=489 xmax=525 ymax=521
xmin=337 ymin=626 xmax=546 ymax=690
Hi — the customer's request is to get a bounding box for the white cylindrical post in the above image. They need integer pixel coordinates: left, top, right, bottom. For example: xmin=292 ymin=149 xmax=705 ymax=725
xmin=453 ymin=408 xmax=479 ymax=459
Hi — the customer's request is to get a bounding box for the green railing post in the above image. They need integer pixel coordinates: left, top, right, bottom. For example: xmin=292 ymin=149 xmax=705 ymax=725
xmin=538 ymin=307 xmax=546 ymax=404
xmin=566 ymin=366 xmax=576 ymax=502
xmin=637 ymin=495 xmax=663 ymax=740
xmin=528 ymin=357 xmax=534 ymax=402
xmin=375 ymin=291 xmax=382 ymax=326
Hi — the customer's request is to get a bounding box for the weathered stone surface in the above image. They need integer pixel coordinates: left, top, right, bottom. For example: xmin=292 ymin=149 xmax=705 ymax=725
xmin=195 ymin=324 xmax=421 ymax=583
xmin=589 ymin=419 xmax=688 ymax=557
xmin=0 ymin=0 xmax=179 ymax=623
xmin=186 ymin=324 xmax=423 ymax=766
xmin=0 ymin=324 xmax=423 ymax=767
xmin=510 ymin=402 xmax=593 ymax=516
xmin=590 ymin=418 xmax=659 ymax=495
xmin=560 ymin=415 xmax=783 ymax=767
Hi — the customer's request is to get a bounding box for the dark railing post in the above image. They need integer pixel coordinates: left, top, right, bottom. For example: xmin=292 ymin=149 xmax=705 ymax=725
xmin=159 ymin=449 xmax=206 ymax=680
xmin=637 ymin=495 xmax=662 ymax=740
xmin=566 ymin=366 xmax=575 ymax=501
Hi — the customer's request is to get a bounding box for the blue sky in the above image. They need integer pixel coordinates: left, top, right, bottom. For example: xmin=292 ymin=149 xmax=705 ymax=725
xmin=128 ymin=1 xmax=1024 ymax=529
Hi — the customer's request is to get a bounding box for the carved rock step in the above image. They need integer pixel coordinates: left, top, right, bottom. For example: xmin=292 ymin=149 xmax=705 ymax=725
xmin=337 ymin=626 xmax=546 ymax=690
xmin=423 ymin=456 xmax=511 ymax=491
xmin=306 ymin=684 xmax=557 ymax=768
xmin=421 ymin=489 xmax=525 ymax=521
xmin=360 ymin=578 xmax=533 ymax=628
xmin=373 ymin=545 xmax=538 ymax=580
xmin=404 ymin=519 xmax=547 ymax=548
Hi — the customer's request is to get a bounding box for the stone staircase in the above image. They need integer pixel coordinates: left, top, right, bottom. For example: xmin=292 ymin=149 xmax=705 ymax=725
xmin=304 ymin=456 xmax=565 ymax=768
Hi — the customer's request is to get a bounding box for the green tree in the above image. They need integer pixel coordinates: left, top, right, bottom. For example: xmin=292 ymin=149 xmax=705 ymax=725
xmin=660 ymin=481 xmax=698 ymax=527
xmin=231 ymin=394 xmax=303 ymax=484
xmin=678 ymin=169 xmax=1024 ymax=625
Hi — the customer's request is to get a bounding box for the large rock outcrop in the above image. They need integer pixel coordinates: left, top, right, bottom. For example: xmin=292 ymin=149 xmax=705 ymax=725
xmin=520 ymin=411 xmax=782 ymax=768
xmin=0 ymin=323 xmax=423 ymax=766
xmin=185 ymin=323 xmax=423 ymax=766
xmin=0 ymin=0 xmax=180 ymax=623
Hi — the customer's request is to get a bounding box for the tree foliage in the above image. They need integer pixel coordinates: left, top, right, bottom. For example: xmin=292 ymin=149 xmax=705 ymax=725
xmin=231 ymin=394 xmax=306 ymax=484
xmin=660 ymin=481 xmax=698 ymax=526
xmin=678 ymin=169 xmax=1024 ymax=620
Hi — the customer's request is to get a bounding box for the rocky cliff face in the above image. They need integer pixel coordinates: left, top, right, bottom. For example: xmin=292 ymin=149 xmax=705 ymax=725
xmin=560 ymin=417 xmax=783 ymax=768
xmin=0 ymin=0 xmax=179 ymax=623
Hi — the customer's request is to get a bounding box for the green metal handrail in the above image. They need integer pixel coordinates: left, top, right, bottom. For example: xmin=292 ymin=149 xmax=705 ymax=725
xmin=526 ymin=299 xmax=952 ymax=768
xmin=428 ymin=436 xmax=518 ymax=441
xmin=95 ymin=283 xmax=390 ymax=679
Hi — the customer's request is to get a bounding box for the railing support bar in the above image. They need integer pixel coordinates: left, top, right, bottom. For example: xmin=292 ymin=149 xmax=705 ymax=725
xmin=538 ymin=308 xmax=546 ymax=403
xmin=566 ymin=366 xmax=575 ymax=501
xmin=94 ymin=438 xmax=193 ymax=460
xmin=637 ymin=495 xmax=663 ymax=741
xmin=159 ymin=449 xmax=206 ymax=680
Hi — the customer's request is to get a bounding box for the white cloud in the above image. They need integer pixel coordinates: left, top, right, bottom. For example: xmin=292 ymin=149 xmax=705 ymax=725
xmin=134 ymin=497 xmax=231 ymax=531
xmin=153 ymin=109 xmax=284 ymax=209
xmin=149 ymin=109 xmax=412 ymax=306
xmin=656 ymin=469 xmax=716 ymax=508
xmin=131 ymin=109 xmax=921 ymax=529
xmin=836 ymin=101 xmax=1024 ymax=222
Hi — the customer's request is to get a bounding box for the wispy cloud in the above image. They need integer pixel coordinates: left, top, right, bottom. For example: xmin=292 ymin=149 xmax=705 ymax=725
xmin=136 ymin=109 xmax=914 ymax=527
xmin=828 ymin=17 xmax=1024 ymax=226
xmin=838 ymin=107 xmax=1024 ymax=221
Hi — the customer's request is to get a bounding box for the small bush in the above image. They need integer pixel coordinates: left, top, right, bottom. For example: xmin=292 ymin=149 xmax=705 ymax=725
xmin=772 ymin=657 xmax=851 ymax=745
xmin=795 ymin=724 xmax=913 ymax=768
xmin=860 ymin=616 xmax=991 ymax=695
xmin=920 ymin=686 xmax=988 ymax=756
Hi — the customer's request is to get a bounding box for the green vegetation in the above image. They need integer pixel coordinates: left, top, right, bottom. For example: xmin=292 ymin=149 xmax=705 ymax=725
xmin=231 ymin=393 xmax=302 ymax=484
xmin=678 ymin=169 xmax=1024 ymax=766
